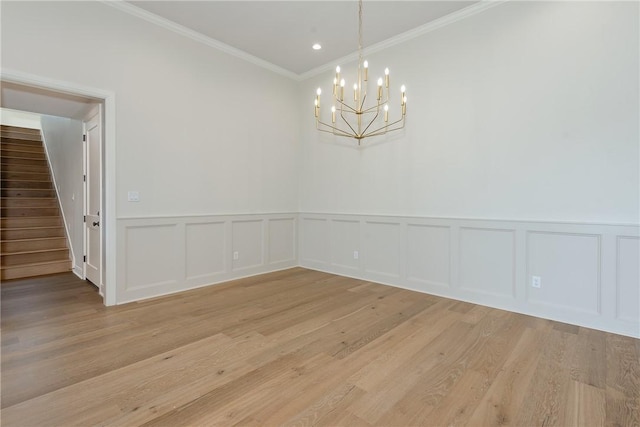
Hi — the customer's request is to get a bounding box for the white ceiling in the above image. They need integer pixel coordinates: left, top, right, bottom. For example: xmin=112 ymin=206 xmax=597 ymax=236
xmin=127 ymin=1 xmax=477 ymax=76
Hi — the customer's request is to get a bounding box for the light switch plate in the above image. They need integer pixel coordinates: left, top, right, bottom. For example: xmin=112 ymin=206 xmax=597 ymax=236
xmin=127 ymin=191 xmax=140 ymax=202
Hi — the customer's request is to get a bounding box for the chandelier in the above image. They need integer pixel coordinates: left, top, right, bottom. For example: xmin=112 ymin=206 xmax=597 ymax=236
xmin=314 ymin=0 xmax=407 ymax=145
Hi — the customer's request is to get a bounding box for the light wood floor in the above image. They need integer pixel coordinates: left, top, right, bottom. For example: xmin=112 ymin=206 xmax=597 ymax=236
xmin=1 ymin=268 xmax=638 ymax=426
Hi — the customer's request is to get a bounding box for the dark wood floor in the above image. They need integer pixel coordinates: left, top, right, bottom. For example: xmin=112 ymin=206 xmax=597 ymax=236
xmin=1 ymin=268 xmax=638 ymax=426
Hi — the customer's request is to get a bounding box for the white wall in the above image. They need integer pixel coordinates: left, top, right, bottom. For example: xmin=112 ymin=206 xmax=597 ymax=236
xmin=298 ymin=1 xmax=640 ymax=337
xmin=1 ymin=1 xmax=299 ymax=218
xmin=299 ymin=1 xmax=639 ymax=224
xmin=40 ymin=115 xmax=84 ymax=276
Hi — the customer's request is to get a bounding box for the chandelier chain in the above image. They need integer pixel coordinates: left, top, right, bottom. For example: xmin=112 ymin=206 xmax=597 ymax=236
xmin=358 ymin=0 xmax=363 ymax=65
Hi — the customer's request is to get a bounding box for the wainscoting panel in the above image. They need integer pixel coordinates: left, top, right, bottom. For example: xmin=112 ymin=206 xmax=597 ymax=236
xmin=124 ymin=223 xmax=180 ymax=293
xmin=268 ymin=218 xmax=296 ymax=264
xmin=232 ymin=220 xmax=264 ymax=272
xmin=406 ymin=224 xmax=450 ymax=289
xmin=363 ymin=221 xmax=401 ymax=279
xmin=617 ymin=236 xmax=640 ymax=323
xmin=185 ymin=221 xmax=226 ymax=281
xmin=330 ymin=219 xmax=360 ymax=271
xmin=300 ymin=218 xmax=330 ymax=266
xmin=117 ymin=213 xmax=297 ymax=304
xmin=459 ymin=227 xmax=516 ymax=300
xmin=298 ymin=213 xmax=640 ymax=338
xmin=527 ymin=232 xmax=601 ymax=314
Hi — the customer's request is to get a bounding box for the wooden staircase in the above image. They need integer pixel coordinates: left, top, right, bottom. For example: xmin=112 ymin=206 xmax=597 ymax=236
xmin=1 ymin=125 xmax=71 ymax=281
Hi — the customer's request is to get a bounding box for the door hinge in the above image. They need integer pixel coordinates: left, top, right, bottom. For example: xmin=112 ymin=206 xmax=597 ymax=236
xmin=83 ymin=134 xmax=86 ymax=142
xmin=83 ymin=255 xmax=87 ymax=262
xmin=84 ymin=215 xmax=86 ymax=223
xmin=83 ymin=175 xmax=86 ymax=182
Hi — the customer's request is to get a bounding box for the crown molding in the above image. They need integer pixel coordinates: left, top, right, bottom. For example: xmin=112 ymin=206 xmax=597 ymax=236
xmin=298 ymin=0 xmax=509 ymax=81
xmin=100 ymin=0 xmax=299 ymax=81
xmin=101 ymin=0 xmax=508 ymax=83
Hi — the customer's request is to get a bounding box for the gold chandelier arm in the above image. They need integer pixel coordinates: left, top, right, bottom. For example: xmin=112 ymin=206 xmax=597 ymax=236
xmin=359 ymin=93 xmax=368 ymax=111
xmin=360 ymin=109 xmax=381 ymax=136
xmin=361 ymin=116 xmax=406 ymax=138
xmin=339 ymin=109 xmax=360 ymax=136
xmin=334 ymin=97 xmax=358 ymax=113
xmin=361 ymin=102 xmax=383 ymax=114
xmin=316 ymin=119 xmax=358 ymax=138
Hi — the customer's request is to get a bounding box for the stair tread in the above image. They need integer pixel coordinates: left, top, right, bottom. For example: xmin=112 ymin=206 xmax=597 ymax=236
xmin=1 ymin=148 xmax=45 ymax=154
xmin=1 ymin=216 xmax=63 ymax=219
xmin=1 ymin=180 xmax=52 ymax=183
xmin=2 ymin=176 xmax=49 ymax=181
xmin=1 ymin=247 xmax=69 ymax=256
xmin=1 ymin=259 xmax=71 ymax=270
xmin=1 ymin=197 xmax=56 ymax=200
xmin=1 ymin=236 xmax=66 ymax=243
xmin=0 ymin=154 xmax=46 ymax=160
xmin=0 ymin=187 xmax=53 ymax=192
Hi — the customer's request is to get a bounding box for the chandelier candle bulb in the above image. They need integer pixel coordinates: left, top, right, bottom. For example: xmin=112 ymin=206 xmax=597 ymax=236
xmin=340 ymin=79 xmax=345 ymax=101
xmin=402 ymin=96 xmax=407 ymax=115
xmin=353 ymin=83 xmax=358 ymax=101
xmin=336 ymin=66 xmax=341 ymax=83
xmin=401 ymin=85 xmax=406 ymax=105
xmin=333 ymin=78 xmax=337 ymax=95
xmin=384 ymin=105 xmax=389 ymax=122
xmin=377 ymin=78 xmax=383 ymax=100
xmin=385 ymin=68 xmax=390 ymax=88
xmin=363 ymin=60 xmax=369 ymax=81
xmin=331 ymin=106 xmax=336 ymax=123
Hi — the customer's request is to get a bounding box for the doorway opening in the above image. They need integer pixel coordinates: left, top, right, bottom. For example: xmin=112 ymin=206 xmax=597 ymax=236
xmin=0 ymin=74 xmax=115 ymax=305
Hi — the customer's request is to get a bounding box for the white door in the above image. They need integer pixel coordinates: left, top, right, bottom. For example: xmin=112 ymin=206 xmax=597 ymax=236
xmin=84 ymin=109 xmax=102 ymax=287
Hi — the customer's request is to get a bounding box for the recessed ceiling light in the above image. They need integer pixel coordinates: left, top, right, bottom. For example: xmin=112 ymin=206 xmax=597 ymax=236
xmin=312 ymin=43 xmax=322 ymax=50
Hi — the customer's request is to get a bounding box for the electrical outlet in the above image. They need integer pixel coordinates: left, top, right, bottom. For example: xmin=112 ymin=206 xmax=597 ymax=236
xmin=353 ymin=250 xmax=359 ymax=259
xmin=233 ymin=251 xmax=239 ymax=260
xmin=532 ymin=276 xmax=541 ymax=288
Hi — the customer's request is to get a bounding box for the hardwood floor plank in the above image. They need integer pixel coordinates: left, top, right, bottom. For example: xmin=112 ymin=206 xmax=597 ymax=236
xmin=2 ymin=333 xmax=238 ymax=425
xmin=139 ymin=351 xmax=311 ymax=426
xmin=564 ymin=380 xmax=606 ymax=427
xmin=514 ymin=329 xmax=578 ymax=426
xmin=571 ymin=327 xmax=607 ymax=389
xmin=1 ymin=268 xmax=638 ymax=426
xmin=605 ymin=333 xmax=640 ymax=426
xmin=466 ymin=326 xmax=548 ymax=426
xmin=279 ymin=383 xmax=367 ymax=427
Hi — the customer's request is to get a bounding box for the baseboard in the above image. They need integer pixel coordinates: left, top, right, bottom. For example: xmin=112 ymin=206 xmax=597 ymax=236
xmin=72 ymin=265 xmax=83 ymax=280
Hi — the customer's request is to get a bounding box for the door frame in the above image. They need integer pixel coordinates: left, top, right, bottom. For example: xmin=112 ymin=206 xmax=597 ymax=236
xmin=83 ymin=105 xmax=103 ymax=292
xmin=1 ymin=69 xmax=117 ymax=306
